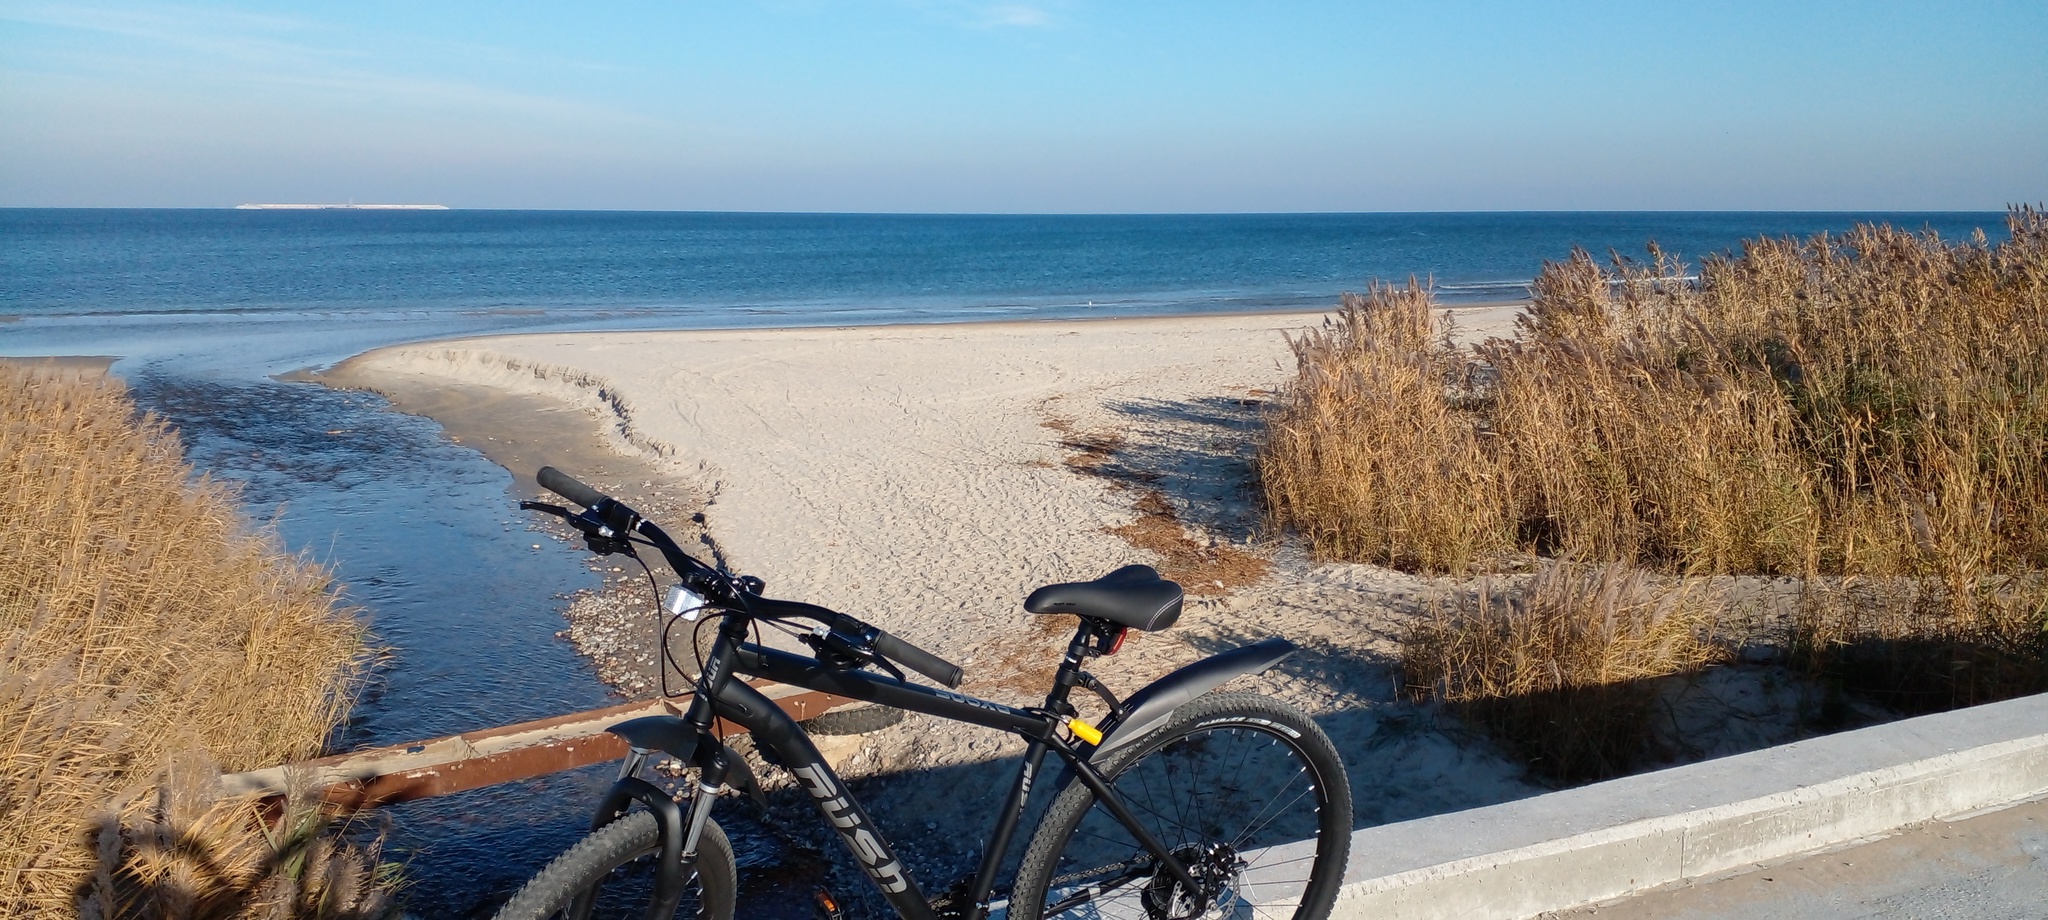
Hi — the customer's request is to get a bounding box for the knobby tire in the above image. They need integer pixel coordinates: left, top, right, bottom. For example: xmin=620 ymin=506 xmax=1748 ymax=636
xmin=1010 ymin=692 xmax=1351 ymax=920
xmin=492 ymin=810 xmax=737 ymax=920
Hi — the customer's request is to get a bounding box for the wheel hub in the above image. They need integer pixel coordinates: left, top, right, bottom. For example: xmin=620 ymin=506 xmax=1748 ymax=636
xmin=1141 ymin=843 xmax=1245 ymax=920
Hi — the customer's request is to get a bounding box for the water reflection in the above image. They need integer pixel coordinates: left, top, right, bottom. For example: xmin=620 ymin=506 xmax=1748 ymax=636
xmin=128 ymin=373 xmax=785 ymax=917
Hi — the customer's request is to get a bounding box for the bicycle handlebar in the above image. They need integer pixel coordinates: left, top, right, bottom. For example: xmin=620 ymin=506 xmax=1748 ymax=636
xmin=529 ymin=465 xmax=966 ymax=688
xmin=750 ymin=597 xmax=965 ymax=689
xmin=873 ymin=629 xmax=964 ymax=689
xmin=538 ymin=466 xmax=607 ymax=510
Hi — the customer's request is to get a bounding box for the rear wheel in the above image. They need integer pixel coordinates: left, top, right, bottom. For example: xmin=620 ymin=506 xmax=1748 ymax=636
xmin=1011 ymin=693 xmax=1351 ymax=920
xmin=493 ymin=810 xmax=737 ymax=920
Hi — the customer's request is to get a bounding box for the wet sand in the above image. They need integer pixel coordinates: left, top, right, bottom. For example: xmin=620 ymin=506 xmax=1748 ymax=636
xmin=0 ymin=355 xmax=119 ymax=377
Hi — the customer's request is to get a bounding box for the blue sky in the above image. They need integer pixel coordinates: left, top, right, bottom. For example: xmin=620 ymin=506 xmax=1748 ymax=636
xmin=1 ymin=1 xmax=2042 ymax=211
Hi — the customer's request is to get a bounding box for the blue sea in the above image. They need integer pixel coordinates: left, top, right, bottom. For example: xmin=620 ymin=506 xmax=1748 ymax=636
xmin=0 ymin=208 xmax=2013 ymax=917
xmin=3 ymin=209 xmax=2010 ymax=374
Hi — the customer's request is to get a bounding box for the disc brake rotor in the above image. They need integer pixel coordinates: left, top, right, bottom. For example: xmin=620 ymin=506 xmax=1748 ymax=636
xmin=1140 ymin=844 xmax=1244 ymax=920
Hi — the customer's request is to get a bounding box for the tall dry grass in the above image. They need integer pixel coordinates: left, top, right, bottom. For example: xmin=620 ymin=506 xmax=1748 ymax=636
xmin=1264 ymin=207 xmax=2048 ymax=765
xmin=1 ymin=366 xmax=383 ymax=918
xmin=1264 ymin=207 xmax=2048 ymax=583
xmin=1401 ymin=563 xmax=1726 ymax=783
xmin=1793 ymin=574 xmax=2048 ymax=714
xmin=1259 ymin=284 xmax=1511 ymax=573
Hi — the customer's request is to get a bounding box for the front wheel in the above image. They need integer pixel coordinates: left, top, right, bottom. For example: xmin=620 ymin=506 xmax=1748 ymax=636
xmin=1011 ymin=692 xmax=1352 ymax=920
xmin=493 ymin=810 xmax=737 ymax=920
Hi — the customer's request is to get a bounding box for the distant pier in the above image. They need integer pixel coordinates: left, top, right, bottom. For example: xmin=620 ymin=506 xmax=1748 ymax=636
xmin=235 ymin=203 xmax=449 ymax=210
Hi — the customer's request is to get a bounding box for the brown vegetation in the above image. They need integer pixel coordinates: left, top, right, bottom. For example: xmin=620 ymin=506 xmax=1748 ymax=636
xmin=1041 ymin=413 xmax=1270 ymax=596
xmin=1263 ymin=207 xmax=2048 ymax=777
xmin=1402 ymin=563 xmax=1726 ymax=783
xmin=1257 ymin=283 xmax=1510 ymax=573
xmin=1107 ymin=490 xmax=1268 ymax=595
xmin=1 ymin=366 xmax=383 ymax=918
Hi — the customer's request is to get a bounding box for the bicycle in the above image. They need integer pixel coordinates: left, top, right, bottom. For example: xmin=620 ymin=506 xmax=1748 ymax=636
xmin=497 ymin=466 xmax=1351 ymax=920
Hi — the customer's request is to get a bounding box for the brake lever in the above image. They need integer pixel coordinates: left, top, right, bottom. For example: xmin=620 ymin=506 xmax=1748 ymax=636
xmin=801 ymin=626 xmax=906 ymax=683
xmin=584 ymin=536 xmax=633 ymax=556
xmin=521 ymin=500 xmax=633 ymax=556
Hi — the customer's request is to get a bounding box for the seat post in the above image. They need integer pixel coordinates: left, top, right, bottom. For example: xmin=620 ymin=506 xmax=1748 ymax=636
xmin=1043 ymin=618 xmax=1107 ymax=713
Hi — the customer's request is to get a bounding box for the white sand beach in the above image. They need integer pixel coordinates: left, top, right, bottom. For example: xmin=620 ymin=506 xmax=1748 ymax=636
xmin=326 ymin=306 xmax=1520 ymax=676
xmin=317 ymin=303 xmax=1875 ymax=898
xmin=321 ymin=305 xmax=1566 ymax=889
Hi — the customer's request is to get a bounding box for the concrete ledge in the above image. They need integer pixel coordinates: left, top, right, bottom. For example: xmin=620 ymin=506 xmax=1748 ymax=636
xmin=1307 ymin=692 xmax=2048 ymax=920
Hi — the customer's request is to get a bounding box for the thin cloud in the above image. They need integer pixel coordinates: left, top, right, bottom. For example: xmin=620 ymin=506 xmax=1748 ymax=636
xmin=1 ymin=2 xmax=348 ymax=67
xmin=894 ymin=0 xmax=1064 ymax=30
xmin=1 ymin=1 xmax=656 ymax=130
xmin=2 ymin=2 xmax=629 ymax=76
xmin=980 ymin=4 xmax=1052 ymax=28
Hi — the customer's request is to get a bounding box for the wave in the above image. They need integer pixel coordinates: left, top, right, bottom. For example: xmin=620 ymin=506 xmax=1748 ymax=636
xmin=1434 ymin=279 xmax=1533 ymax=302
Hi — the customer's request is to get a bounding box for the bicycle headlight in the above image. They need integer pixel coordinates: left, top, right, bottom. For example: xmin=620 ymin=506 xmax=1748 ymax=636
xmin=664 ymin=584 xmax=708 ymax=621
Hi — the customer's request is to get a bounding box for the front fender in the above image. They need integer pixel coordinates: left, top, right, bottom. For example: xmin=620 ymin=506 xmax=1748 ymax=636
xmin=606 ymin=714 xmax=766 ymax=807
xmin=1090 ymin=637 xmax=1295 ymax=760
xmin=609 ymin=715 xmax=702 ymax=762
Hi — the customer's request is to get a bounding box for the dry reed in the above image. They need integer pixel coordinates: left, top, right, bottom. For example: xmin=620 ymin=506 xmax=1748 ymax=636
xmin=1259 ymin=283 xmax=1510 ymax=573
xmin=1 ymin=366 xmax=382 ymax=918
xmin=1266 ymin=207 xmax=2048 ymax=768
xmin=1401 ymin=563 xmax=1726 ymax=782
xmin=1264 ymin=207 xmax=2048 ymax=585
xmin=1793 ymin=574 xmax=2048 ymax=714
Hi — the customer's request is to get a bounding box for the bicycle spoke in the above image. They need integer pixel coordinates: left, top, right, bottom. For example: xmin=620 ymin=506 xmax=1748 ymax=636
xmin=1238 ymin=850 xmax=1319 ymax=871
xmin=1228 ymin=776 xmax=1315 ymax=851
xmin=1140 ymin=751 xmax=1195 ymax=842
xmin=1118 ymin=767 xmax=1205 ymax=841
xmin=1017 ymin=695 xmax=1348 ymax=920
xmin=1176 ymin=732 xmax=1210 ymax=841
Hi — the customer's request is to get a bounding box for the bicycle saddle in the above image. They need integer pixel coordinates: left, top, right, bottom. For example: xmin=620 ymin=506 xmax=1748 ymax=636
xmin=1024 ymin=564 xmax=1183 ymax=632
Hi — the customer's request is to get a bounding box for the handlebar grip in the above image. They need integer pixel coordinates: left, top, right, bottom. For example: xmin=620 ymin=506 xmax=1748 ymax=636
xmin=537 ymin=466 xmax=607 ymax=509
xmin=872 ymin=630 xmax=963 ymax=689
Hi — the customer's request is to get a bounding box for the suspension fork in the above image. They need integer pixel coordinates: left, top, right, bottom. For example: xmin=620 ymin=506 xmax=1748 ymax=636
xmin=579 ymin=751 xmax=728 ymax=920
xmin=581 ymin=750 xmax=696 ymax=920
xmin=577 ymin=615 xmax=742 ymax=919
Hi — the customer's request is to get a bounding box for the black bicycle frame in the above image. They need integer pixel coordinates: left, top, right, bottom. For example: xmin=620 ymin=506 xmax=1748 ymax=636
xmin=677 ymin=617 xmax=1198 ymax=920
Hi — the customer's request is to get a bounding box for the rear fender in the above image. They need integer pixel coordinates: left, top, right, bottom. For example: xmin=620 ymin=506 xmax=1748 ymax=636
xmin=1090 ymin=637 xmax=1296 ymax=760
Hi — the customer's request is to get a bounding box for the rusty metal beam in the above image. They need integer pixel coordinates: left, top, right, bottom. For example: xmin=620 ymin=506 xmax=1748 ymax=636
xmin=219 ymin=682 xmax=853 ymax=811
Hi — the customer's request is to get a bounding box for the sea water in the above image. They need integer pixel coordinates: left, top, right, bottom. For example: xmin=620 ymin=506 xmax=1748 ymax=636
xmin=0 ymin=208 xmax=2012 ymax=915
xmin=3 ymin=210 xmax=2008 ymax=334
